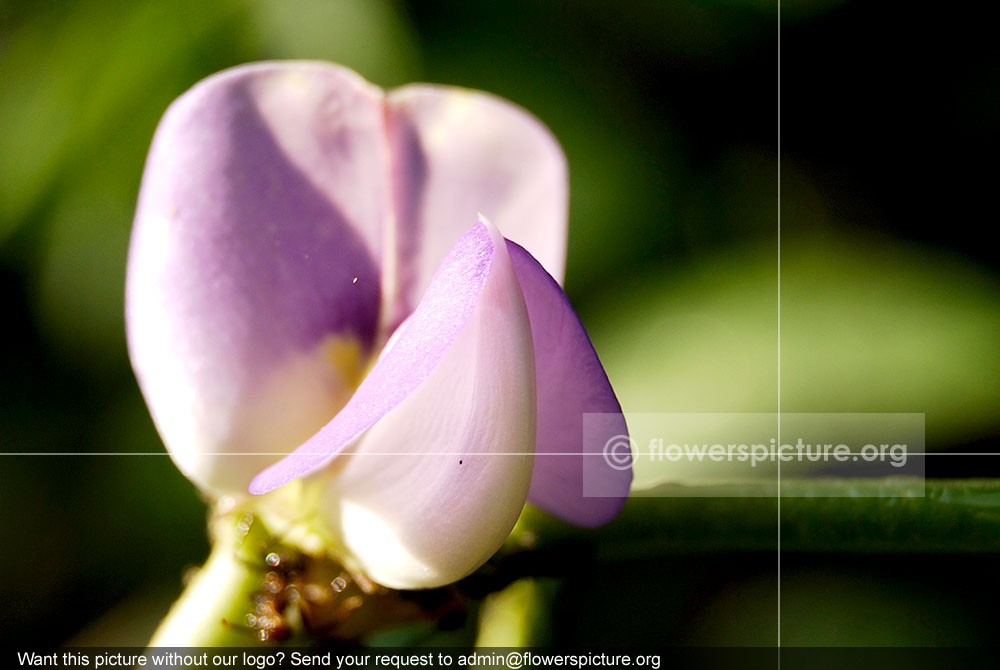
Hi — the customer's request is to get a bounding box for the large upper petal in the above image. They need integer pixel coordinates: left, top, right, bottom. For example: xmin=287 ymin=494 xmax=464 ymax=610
xmin=384 ymin=86 xmax=568 ymax=328
xmin=507 ymin=241 xmax=632 ymax=526
xmin=252 ymin=220 xmax=536 ymax=588
xmin=126 ymin=63 xmax=389 ymax=495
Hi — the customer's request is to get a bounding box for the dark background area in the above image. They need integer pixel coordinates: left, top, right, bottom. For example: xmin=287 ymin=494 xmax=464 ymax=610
xmin=1 ymin=0 xmax=997 ymax=648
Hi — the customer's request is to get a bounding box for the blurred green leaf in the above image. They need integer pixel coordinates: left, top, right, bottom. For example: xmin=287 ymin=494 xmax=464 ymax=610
xmin=687 ymin=565 xmax=982 ymax=646
xmin=0 ymin=0 xmax=243 ymax=240
xmin=586 ymin=231 xmax=1000 ymax=449
xmin=246 ymin=0 xmax=421 ymax=87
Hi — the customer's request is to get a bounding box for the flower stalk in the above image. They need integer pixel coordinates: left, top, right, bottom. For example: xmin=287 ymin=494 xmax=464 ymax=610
xmin=149 ymin=504 xmax=471 ymax=647
xmin=148 ymin=511 xmax=279 ymax=647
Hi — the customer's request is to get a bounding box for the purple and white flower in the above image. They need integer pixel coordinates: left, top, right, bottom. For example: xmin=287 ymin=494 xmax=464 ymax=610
xmin=126 ymin=62 xmax=630 ymax=589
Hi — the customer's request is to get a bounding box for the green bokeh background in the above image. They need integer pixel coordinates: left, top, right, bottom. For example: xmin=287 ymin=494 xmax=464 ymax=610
xmin=1 ymin=0 xmax=998 ymax=649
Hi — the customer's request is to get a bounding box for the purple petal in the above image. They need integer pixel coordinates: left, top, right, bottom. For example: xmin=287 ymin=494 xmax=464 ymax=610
xmin=250 ymin=220 xmax=503 ymax=495
xmin=126 ymin=63 xmax=388 ymax=494
xmin=507 ymin=240 xmax=632 ymax=526
xmin=310 ymin=219 xmax=536 ymax=588
xmin=384 ymin=86 xmax=568 ymax=329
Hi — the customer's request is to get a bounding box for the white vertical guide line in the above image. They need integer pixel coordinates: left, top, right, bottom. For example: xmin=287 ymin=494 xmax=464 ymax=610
xmin=776 ymin=0 xmax=783 ymax=659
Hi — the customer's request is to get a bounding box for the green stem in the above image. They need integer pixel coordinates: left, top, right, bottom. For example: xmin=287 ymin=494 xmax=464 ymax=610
xmin=148 ymin=512 xmax=275 ymax=647
xmin=475 ymin=578 xmax=558 ymax=647
xmin=510 ymin=478 xmax=1000 ymax=558
xmin=151 ymin=478 xmax=1000 ymax=646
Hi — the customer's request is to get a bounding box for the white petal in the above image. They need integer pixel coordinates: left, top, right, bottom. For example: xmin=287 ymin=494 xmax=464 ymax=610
xmin=384 ymin=86 xmax=568 ymax=327
xmin=319 ymin=219 xmax=536 ymax=588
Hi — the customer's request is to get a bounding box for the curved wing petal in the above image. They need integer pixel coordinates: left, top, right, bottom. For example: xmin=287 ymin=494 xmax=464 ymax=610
xmin=252 ymin=220 xmax=536 ymax=588
xmin=507 ymin=240 xmax=631 ymax=526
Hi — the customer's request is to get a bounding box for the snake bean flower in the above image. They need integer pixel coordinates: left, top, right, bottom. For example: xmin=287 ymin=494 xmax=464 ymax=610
xmin=126 ymin=62 xmax=630 ymax=589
